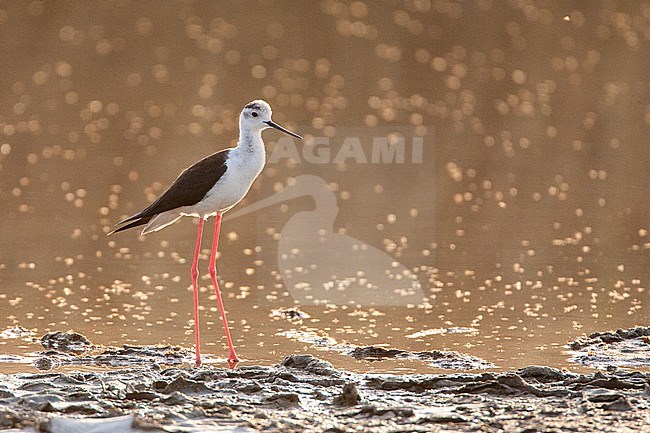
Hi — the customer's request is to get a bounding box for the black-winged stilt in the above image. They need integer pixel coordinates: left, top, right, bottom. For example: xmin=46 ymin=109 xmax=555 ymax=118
xmin=109 ymin=100 xmax=302 ymax=367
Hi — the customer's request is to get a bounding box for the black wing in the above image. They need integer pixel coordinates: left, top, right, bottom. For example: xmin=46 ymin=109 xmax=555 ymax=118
xmin=110 ymin=149 xmax=230 ymax=234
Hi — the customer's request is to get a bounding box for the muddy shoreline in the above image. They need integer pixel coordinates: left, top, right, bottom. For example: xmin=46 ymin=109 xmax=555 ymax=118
xmin=2 ymin=352 xmax=650 ymax=432
xmin=1 ymin=328 xmax=650 ymax=431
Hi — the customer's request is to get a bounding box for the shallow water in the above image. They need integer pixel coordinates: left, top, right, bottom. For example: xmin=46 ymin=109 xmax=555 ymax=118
xmin=0 ymin=1 xmax=648 ymax=375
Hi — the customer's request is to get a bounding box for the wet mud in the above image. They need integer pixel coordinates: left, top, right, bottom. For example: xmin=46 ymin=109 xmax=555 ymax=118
xmin=1 ymin=332 xmax=650 ymax=432
xmin=569 ymin=326 xmax=650 ymax=370
xmin=272 ymin=309 xmax=494 ymax=371
xmin=32 ymin=331 xmax=190 ymax=371
xmin=348 ymin=345 xmax=495 ymax=370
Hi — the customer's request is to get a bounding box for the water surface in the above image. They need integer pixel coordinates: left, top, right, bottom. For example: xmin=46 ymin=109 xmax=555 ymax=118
xmin=0 ymin=1 xmax=648 ymax=374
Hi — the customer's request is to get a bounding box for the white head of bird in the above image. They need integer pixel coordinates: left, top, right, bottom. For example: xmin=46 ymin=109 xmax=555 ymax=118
xmin=240 ymin=100 xmax=302 ymax=139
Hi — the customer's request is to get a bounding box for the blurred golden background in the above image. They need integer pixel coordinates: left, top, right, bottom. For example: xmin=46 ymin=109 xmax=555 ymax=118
xmin=0 ymin=1 xmax=648 ymax=373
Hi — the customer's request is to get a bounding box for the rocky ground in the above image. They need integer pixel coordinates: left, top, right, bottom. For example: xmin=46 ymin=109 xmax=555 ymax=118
xmin=1 ymin=329 xmax=650 ymax=432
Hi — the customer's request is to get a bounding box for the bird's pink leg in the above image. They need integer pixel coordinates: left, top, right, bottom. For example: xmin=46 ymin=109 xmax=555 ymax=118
xmin=209 ymin=212 xmax=239 ymax=367
xmin=191 ymin=218 xmax=205 ymax=367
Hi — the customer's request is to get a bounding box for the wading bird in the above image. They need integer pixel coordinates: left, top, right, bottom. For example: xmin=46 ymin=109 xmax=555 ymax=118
xmin=109 ymin=100 xmax=302 ymax=367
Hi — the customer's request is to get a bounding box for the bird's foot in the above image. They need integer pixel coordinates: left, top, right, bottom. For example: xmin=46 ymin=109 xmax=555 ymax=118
xmin=227 ymin=356 xmax=239 ymax=370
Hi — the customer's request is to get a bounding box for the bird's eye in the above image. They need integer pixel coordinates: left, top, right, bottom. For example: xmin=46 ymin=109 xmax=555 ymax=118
xmin=251 ymin=112 xmax=259 ymax=118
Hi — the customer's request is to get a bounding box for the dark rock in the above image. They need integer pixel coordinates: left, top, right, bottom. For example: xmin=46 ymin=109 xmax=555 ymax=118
xmin=237 ymin=382 xmax=263 ymax=394
xmin=348 ymin=346 xmax=495 ymax=369
xmin=271 ymin=371 xmax=299 ymax=383
xmin=581 ymin=377 xmax=645 ymax=390
xmin=333 ymin=383 xmax=361 ymax=406
xmin=0 ymin=388 xmax=14 ymax=399
xmin=34 ymin=356 xmax=58 ymax=371
xmin=40 ymin=331 xmax=92 ymax=353
xmin=348 ymin=346 xmax=405 ymax=360
xmin=352 ymin=405 xmax=414 ymax=419
xmin=455 ymin=373 xmax=571 ymax=397
xmin=569 ymin=327 xmax=650 ymax=350
xmin=214 ymin=406 xmax=232 ymax=415
xmin=517 ymin=365 xmax=569 ymax=383
xmin=584 ymin=388 xmax=624 ymax=403
xmin=601 ymin=397 xmax=633 ymax=411
xmin=280 ymin=354 xmax=338 ymax=376
xmin=264 ymin=393 xmax=301 ymax=408
xmin=161 ymin=391 xmax=191 ymax=405
xmin=152 ymin=380 xmax=168 ymax=391
xmin=161 ymin=376 xmax=214 ymax=395
xmin=125 ymin=391 xmax=160 ymax=401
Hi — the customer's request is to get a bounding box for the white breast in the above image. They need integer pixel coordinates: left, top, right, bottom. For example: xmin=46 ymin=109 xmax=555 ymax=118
xmin=187 ymin=142 xmax=266 ymax=217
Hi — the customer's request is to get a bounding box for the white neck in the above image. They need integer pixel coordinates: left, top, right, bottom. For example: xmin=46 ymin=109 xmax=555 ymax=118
xmin=238 ymin=129 xmax=264 ymax=152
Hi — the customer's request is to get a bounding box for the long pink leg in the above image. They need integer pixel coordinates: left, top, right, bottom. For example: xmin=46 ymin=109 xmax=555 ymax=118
xmin=209 ymin=212 xmax=239 ymax=367
xmin=191 ymin=218 xmax=205 ymax=367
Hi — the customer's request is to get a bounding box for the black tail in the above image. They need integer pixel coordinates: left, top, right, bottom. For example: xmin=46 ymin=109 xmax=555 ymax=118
xmin=108 ymin=215 xmax=153 ymax=235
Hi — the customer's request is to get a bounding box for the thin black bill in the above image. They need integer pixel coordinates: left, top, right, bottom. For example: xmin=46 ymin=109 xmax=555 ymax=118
xmin=265 ymin=121 xmax=303 ymax=139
